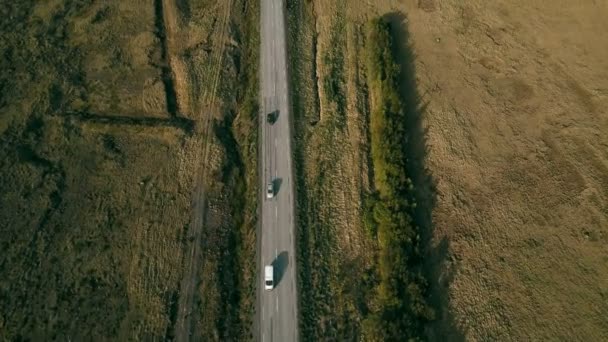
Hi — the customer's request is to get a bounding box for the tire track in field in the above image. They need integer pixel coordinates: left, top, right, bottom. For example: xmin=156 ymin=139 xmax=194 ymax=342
xmin=173 ymin=0 xmax=234 ymax=340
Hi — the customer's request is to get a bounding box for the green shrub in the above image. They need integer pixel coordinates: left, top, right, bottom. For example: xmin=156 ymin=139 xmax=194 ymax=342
xmin=362 ymin=17 xmax=434 ymax=340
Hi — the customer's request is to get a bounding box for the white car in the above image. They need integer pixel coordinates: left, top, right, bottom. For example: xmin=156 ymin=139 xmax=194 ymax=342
xmin=266 ymin=182 xmax=274 ymax=199
xmin=264 ymin=265 xmax=274 ymax=290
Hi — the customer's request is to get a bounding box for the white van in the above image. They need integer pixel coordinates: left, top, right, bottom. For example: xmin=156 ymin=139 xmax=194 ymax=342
xmin=264 ymin=265 xmax=274 ymax=290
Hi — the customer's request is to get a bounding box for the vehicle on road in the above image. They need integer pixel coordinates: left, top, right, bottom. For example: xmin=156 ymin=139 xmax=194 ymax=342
xmin=267 ymin=110 xmax=278 ymax=124
xmin=266 ymin=182 xmax=274 ymax=199
xmin=265 ymin=265 xmax=274 ymax=290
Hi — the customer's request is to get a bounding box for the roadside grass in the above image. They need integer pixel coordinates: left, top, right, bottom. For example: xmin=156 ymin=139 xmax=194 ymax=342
xmin=320 ymin=16 xmax=347 ymax=131
xmin=285 ymin=0 xmax=323 ymax=338
xmin=287 ymin=0 xmax=377 ymax=340
xmin=286 ymin=1 xmax=442 ymax=340
xmin=160 ymin=0 xmax=259 ymax=339
xmin=212 ymin=0 xmax=260 ymax=339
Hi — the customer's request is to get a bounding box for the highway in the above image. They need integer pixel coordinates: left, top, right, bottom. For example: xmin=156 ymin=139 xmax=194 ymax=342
xmin=257 ymin=0 xmax=299 ymax=341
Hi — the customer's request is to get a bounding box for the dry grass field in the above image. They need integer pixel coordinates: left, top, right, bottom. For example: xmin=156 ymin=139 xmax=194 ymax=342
xmin=288 ymin=0 xmax=608 ymax=340
xmin=405 ymin=1 xmax=608 ymax=340
xmin=0 ymin=0 xmax=257 ymax=340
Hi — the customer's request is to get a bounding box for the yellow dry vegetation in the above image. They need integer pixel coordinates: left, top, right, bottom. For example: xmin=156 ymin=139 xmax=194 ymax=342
xmin=403 ymin=1 xmax=608 ymax=340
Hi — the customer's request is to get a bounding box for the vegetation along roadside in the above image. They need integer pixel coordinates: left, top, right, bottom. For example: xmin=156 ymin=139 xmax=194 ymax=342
xmin=361 ymin=16 xmax=435 ymax=340
xmin=286 ymin=0 xmax=438 ymax=339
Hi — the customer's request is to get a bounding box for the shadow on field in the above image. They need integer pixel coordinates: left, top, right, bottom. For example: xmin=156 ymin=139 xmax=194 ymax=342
xmin=383 ymin=12 xmax=465 ymax=341
xmin=272 ymin=251 xmax=289 ymax=285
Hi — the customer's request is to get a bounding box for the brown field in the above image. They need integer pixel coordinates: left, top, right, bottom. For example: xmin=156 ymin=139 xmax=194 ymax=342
xmin=288 ymin=0 xmax=607 ymax=340
xmin=406 ymin=1 xmax=608 ymax=340
xmin=0 ymin=0 xmax=257 ymax=340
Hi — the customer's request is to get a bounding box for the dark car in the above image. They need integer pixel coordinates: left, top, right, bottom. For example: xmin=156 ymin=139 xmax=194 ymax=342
xmin=267 ymin=110 xmax=278 ymax=124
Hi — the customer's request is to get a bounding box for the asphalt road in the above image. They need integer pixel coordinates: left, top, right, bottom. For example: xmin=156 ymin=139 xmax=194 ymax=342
xmin=257 ymin=0 xmax=299 ymax=341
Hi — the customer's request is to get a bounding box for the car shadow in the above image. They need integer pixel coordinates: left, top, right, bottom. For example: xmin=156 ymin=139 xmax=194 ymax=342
xmin=273 ymin=177 xmax=283 ymax=196
xmin=272 ymin=251 xmax=289 ymax=286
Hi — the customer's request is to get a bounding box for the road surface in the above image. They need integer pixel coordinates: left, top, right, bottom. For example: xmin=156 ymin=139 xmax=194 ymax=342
xmin=258 ymin=0 xmax=298 ymax=341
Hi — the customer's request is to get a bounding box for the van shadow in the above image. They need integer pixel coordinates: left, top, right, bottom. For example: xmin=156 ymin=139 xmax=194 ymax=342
xmin=383 ymin=11 xmax=466 ymax=341
xmin=272 ymin=251 xmax=289 ymax=286
xmin=273 ymin=177 xmax=283 ymax=196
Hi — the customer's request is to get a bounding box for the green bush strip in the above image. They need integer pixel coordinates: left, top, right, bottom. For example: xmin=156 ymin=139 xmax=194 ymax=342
xmin=362 ymin=17 xmax=434 ymax=340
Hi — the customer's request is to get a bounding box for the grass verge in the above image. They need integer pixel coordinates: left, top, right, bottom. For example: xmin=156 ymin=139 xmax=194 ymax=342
xmin=285 ymin=1 xmax=325 ymax=339
xmin=208 ymin=0 xmax=259 ymax=339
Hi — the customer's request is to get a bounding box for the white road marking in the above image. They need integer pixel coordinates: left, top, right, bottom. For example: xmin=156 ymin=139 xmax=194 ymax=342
xmin=275 ymin=249 xmax=278 ymax=258
xmin=275 ymin=206 xmax=278 ymax=218
xmin=276 ymin=297 xmax=279 ymax=312
xmin=275 ymin=137 xmax=277 ymax=147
